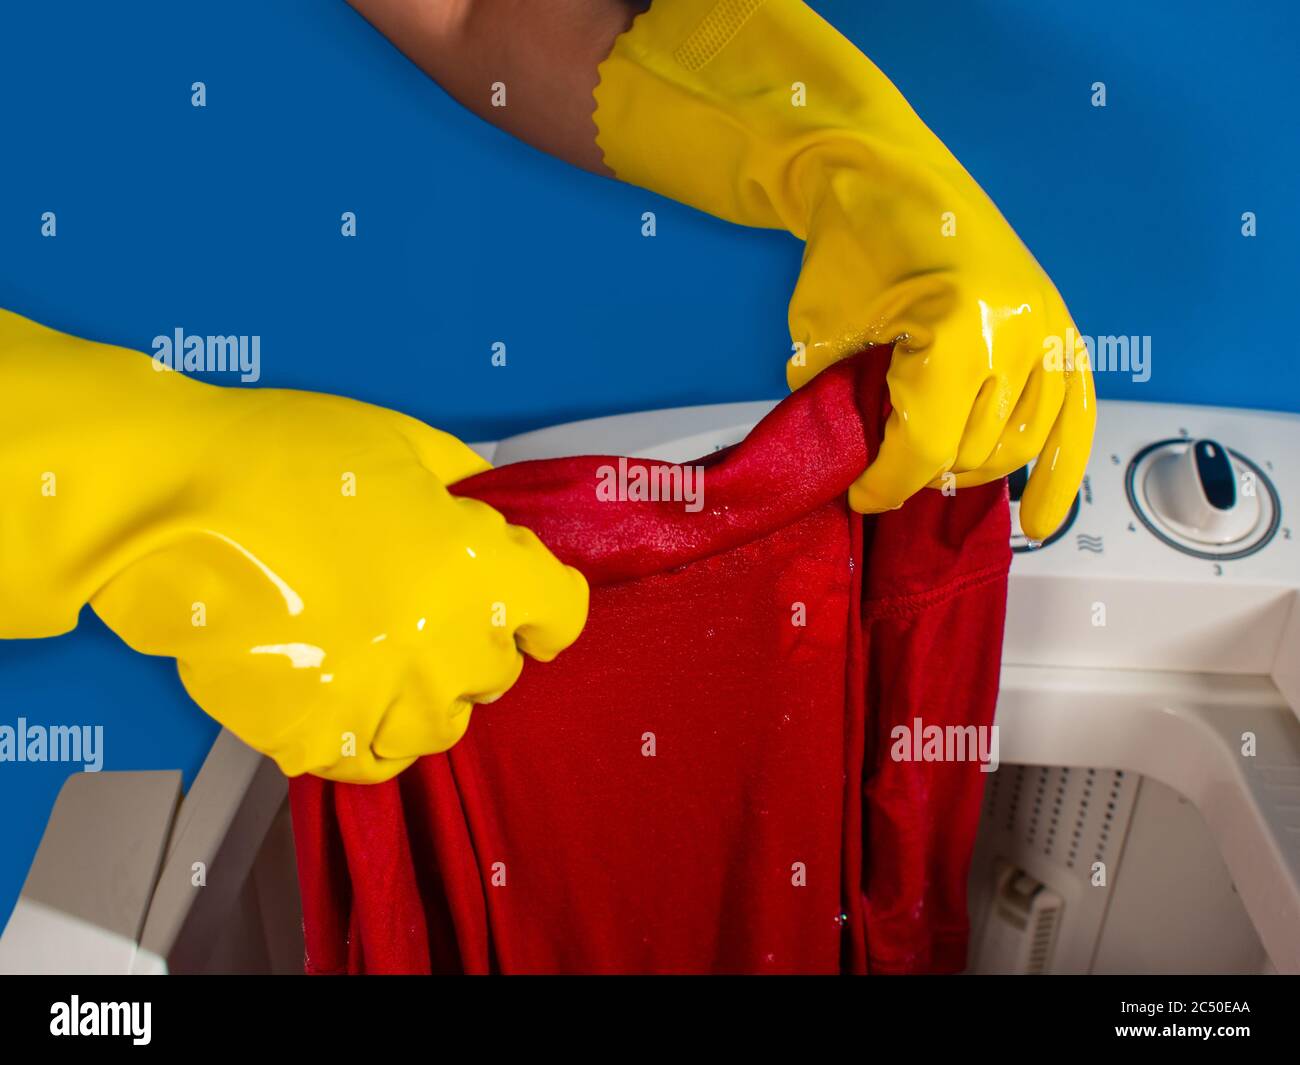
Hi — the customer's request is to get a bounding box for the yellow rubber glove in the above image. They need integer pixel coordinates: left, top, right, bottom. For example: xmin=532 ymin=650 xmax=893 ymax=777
xmin=0 ymin=309 xmax=588 ymax=782
xmin=593 ymin=0 xmax=1095 ymax=540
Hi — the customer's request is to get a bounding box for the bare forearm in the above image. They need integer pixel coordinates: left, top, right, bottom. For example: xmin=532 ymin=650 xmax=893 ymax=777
xmin=346 ymin=0 xmax=645 ymax=174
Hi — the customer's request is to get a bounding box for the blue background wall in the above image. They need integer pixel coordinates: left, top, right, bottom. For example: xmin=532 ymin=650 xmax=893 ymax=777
xmin=1 ymin=0 xmax=1296 ymax=927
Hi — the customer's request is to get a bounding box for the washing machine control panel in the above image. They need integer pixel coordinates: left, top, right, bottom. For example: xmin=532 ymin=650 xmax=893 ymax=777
xmin=1004 ymin=399 xmax=1298 ymax=676
xmin=1009 ymin=433 xmax=1283 ymax=560
xmin=1010 ymin=401 xmax=1295 ymax=580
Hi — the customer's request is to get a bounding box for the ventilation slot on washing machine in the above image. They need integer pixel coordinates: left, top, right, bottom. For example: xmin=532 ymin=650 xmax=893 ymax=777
xmin=982 ymin=766 xmax=1134 ymax=871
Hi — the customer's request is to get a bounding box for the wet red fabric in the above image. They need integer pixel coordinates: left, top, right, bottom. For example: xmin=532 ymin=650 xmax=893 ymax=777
xmin=288 ymin=347 xmax=1011 ymax=974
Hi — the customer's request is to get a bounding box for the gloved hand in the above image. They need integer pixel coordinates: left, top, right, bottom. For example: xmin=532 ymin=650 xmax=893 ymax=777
xmin=592 ymin=0 xmax=1095 ymax=540
xmin=0 ymin=309 xmax=588 ymax=782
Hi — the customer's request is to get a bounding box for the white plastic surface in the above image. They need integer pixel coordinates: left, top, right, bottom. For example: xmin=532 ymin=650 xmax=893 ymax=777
xmin=0 ymin=898 xmax=168 ymax=976
xmin=996 ymin=665 xmax=1300 ymax=972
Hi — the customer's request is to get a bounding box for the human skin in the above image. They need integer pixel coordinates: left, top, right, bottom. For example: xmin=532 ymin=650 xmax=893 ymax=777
xmin=345 ymin=0 xmax=645 ymax=175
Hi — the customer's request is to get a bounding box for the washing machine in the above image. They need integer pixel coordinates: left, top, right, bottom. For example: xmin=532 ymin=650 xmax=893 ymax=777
xmin=2 ymin=395 xmax=1297 ymax=975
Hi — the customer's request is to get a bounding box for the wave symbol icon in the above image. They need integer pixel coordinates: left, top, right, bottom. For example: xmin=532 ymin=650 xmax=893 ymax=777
xmin=1076 ymin=534 xmax=1104 ymax=554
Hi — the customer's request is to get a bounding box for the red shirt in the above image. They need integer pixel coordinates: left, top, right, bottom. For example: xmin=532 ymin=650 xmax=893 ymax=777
xmin=289 ymin=348 xmax=1010 ymax=974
